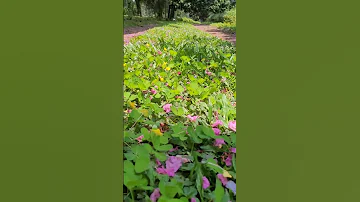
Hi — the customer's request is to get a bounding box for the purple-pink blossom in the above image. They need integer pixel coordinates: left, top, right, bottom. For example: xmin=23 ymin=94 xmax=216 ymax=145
xmin=228 ymin=120 xmax=236 ymax=132
xmin=230 ymin=148 xmax=236 ymax=153
xmin=156 ymin=159 xmax=162 ymax=166
xmin=135 ymin=135 xmax=144 ymax=143
xmin=156 ymin=156 xmax=183 ymax=177
xmin=165 ymin=156 xmax=183 ymax=177
xmin=212 ymin=128 xmax=221 ymax=136
xmin=212 ymin=120 xmax=223 ymax=127
xmin=191 ymin=198 xmax=197 ymax=202
xmin=169 ymin=146 xmax=179 ymax=152
xmin=217 ymin=174 xmax=229 ymax=186
xmin=150 ymin=188 xmax=161 ymax=202
xmin=187 ymin=115 xmax=198 ymax=122
xmin=205 ymin=69 xmax=212 ymax=76
xmin=156 ymin=167 xmax=167 ymax=175
xmin=202 ymin=176 xmax=210 ymax=189
xmin=163 ymin=104 xmax=172 ymax=113
xmin=225 ymin=155 xmax=232 ymax=166
xmin=214 ymin=139 xmax=225 ymax=148
xmin=150 ymin=89 xmax=157 ymax=95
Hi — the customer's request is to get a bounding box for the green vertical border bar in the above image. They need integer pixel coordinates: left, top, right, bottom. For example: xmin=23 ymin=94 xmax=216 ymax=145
xmin=237 ymin=0 xmax=360 ymax=202
xmin=120 ymin=0 xmax=124 ymax=199
xmin=0 ymin=0 xmax=124 ymax=201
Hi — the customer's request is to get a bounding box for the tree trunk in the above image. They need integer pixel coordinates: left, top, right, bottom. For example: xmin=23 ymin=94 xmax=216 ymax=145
xmin=135 ymin=0 xmax=142 ymax=17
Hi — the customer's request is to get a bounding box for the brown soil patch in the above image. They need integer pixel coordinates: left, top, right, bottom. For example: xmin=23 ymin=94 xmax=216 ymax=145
xmin=124 ymin=24 xmax=157 ymax=45
xmin=123 ymin=24 xmax=236 ymax=46
xmin=193 ymin=24 xmax=236 ymax=45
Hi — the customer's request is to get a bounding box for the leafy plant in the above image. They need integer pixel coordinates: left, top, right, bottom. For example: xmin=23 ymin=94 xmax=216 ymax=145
xmin=123 ymin=22 xmax=236 ymax=202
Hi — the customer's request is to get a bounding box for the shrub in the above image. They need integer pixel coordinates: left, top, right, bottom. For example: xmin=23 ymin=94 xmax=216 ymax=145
xmin=223 ymin=7 xmax=236 ymax=24
xmin=207 ymin=13 xmax=225 ymax=23
xmin=178 ymin=17 xmax=201 ymax=24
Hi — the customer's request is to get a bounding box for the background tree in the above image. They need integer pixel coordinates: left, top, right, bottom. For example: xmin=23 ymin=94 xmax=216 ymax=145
xmin=135 ymin=0 xmax=142 ymax=17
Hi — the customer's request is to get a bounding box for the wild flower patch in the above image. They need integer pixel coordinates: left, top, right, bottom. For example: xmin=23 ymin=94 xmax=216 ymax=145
xmin=123 ymin=23 xmax=236 ymax=202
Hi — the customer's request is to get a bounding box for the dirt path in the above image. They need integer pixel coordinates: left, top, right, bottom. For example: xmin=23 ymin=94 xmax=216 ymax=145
xmin=193 ymin=24 xmax=236 ymax=45
xmin=124 ymin=24 xmax=158 ymax=45
xmin=194 ymin=25 xmax=236 ymax=45
xmin=123 ymin=24 xmax=236 ymax=45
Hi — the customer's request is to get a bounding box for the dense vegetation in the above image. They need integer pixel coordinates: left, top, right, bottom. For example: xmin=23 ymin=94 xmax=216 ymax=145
xmin=124 ymin=0 xmax=236 ymax=21
xmin=209 ymin=7 xmax=236 ymax=34
xmin=123 ymin=23 xmax=236 ymax=202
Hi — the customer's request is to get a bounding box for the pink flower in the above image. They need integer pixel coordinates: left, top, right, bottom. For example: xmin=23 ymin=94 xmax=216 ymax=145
xmin=212 ymin=120 xmax=223 ymax=127
xmin=187 ymin=82 xmax=190 ymax=84
xmin=225 ymin=155 xmax=232 ymax=166
xmin=177 ymin=72 xmax=181 ymax=75
xmin=165 ymin=83 xmax=169 ymax=86
xmin=150 ymin=96 xmax=153 ymax=100
xmin=217 ymin=174 xmax=228 ymax=186
xmin=205 ymin=69 xmax=212 ymax=76
xmin=212 ymin=128 xmax=221 ymax=136
xmin=230 ymin=148 xmax=236 ymax=153
xmin=135 ymin=135 xmax=144 ymax=143
xmin=228 ymin=120 xmax=236 ymax=132
xmin=163 ymin=104 xmax=172 ymax=113
xmin=150 ymin=188 xmax=161 ymax=202
xmin=150 ymin=89 xmax=157 ymax=95
xmin=156 ymin=167 xmax=167 ymax=175
xmin=169 ymin=146 xmax=179 ymax=152
xmin=165 ymin=156 xmax=183 ymax=177
xmin=187 ymin=115 xmax=198 ymax=122
xmin=191 ymin=198 xmax=196 ymax=202
xmin=214 ymin=139 xmax=225 ymax=148
xmin=202 ymin=176 xmax=210 ymax=189
xmin=154 ymin=85 xmax=158 ymax=89
xmin=156 ymin=156 xmax=183 ymax=177
xmin=156 ymin=159 xmax=162 ymax=166
xmin=158 ymin=51 xmax=162 ymax=55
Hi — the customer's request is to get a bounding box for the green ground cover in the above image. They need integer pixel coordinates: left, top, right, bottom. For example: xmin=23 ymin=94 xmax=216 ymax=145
xmin=209 ymin=7 xmax=236 ymax=34
xmin=123 ymin=23 xmax=236 ymax=202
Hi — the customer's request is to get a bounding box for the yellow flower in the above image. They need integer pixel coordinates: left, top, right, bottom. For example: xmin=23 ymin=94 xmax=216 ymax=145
xmin=160 ymin=77 xmax=164 ymax=82
xmin=152 ymin=129 xmax=163 ymax=136
xmin=129 ymin=102 xmax=136 ymax=109
xmin=123 ymin=63 xmax=127 ymax=67
xmin=146 ymin=43 xmax=150 ymax=47
xmin=164 ymin=47 xmax=167 ymax=51
xmin=140 ymin=109 xmax=149 ymax=116
xmin=223 ymin=170 xmax=232 ymax=178
xmin=165 ymin=67 xmax=170 ymax=71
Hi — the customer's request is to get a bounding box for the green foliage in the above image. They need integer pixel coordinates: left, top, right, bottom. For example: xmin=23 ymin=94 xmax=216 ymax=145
xmin=178 ymin=17 xmax=201 ymax=24
xmin=123 ymin=23 xmax=236 ymax=201
xmin=173 ymin=0 xmax=233 ymax=21
xmin=223 ymin=6 xmax=236 ymax=24
xmin=207 ymin=13 xmax=225 ymax=23
xmin=209 ymin=6 xmax=236 ymax=34
xmin=211 ymin=22 xmax=236 ymax=34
